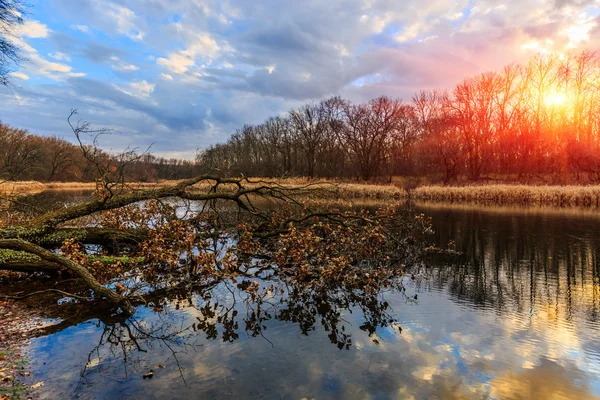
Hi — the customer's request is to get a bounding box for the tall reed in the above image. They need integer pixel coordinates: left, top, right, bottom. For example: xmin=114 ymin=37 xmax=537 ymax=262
xmin=412 ymin=184 xmax=600 ymax=207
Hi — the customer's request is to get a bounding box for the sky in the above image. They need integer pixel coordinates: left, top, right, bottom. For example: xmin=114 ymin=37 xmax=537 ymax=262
xmin=0 ymin=0 xmax=599 ymax=159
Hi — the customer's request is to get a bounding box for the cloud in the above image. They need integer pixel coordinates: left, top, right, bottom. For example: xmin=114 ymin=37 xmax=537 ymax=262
xmin=29 ymin=53 xmax=86 ymax=80
xmin=110 ymin=57 xmax=139 ymax=72
xmin=2 ymin=0 xmax=600 ymax=155
xmin=7 ymin=19 xmax=85 ymax=81
xmin=117 ymin=80 xmax=155 ymax=98
xmin=71 ymin=24 xmax=89 ymax=33
xmin=92 ymin=0 xmax=144 ymax=41
xmin=48 ymin=51 xmax=71 ymax=62
xmin=157 ymin=30 xmax=221 ymax=74
xmin=81 ymin=42 xmax=127 ymax=64
xmin=14 ymin=20 xmax=49 ymax=38
xmin=9 ymin=72 xmax=29 ymax=80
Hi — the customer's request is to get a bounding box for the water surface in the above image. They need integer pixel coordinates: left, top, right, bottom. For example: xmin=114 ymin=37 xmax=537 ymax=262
xmin=16 ymin=198 xmax=600 ymax=399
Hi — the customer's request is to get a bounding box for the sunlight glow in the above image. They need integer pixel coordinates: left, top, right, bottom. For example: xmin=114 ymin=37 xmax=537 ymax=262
xmin=544 ymin=91 xmax=568 ymax=108
xmin=565 ymin=20 xmax=596 ymax=48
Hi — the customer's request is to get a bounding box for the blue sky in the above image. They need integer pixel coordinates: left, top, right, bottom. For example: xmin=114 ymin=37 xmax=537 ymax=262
xmin=1 ymin=0 xmax=599 ymax=158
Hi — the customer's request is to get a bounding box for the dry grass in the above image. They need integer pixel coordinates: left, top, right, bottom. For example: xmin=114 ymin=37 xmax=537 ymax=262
xmin=187 ymin=178 xmax=406 ymax=199
xmin=412 ymin=184 xmax=600 ymax=208
xmin=43 ymin=180 xmax=183 ymax=191
xmin=0 ymin=181 xmax=47 ymax=195
xmin=0 ymin=178 xmax=407 ymax=200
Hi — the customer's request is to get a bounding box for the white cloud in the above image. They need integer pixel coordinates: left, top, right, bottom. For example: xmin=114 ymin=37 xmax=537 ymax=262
xmin=91 ymin=0 xmax=144 ymax=41
xmin=29 ymin=53 xmax=86 ymax=80
xmin=15 ymin=20 xmax=49 ymax=38
xmin=110 ymin=57 xmax=139 ymax=72
xmin=71 ymin=24 xmax=90 ymax=33
xmin=157 ymin=30 xmax=221 ymax=74
xmin=160 ymin=73 xmax=174 ymax=80
xmin=7 ymin=19 xmax=84 ymax=81
xmin=563 ymin=18 xmax=596 ymax=49
xmin=9 ymin=72 xmax=29 ymax=80
xmin=48 ymin=52 xmax=71 ymax=62
xmin=396 ymin=22 xmax=426 ymax=42
xmin=115 ymin=80 xmax=155 ymax=98
xmin=157 ymin=52 xmax=195 ymax=74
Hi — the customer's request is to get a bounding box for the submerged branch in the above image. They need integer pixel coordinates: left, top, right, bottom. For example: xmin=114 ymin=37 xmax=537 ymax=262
xmin=0 ymin=239 xmax=134 ymax=315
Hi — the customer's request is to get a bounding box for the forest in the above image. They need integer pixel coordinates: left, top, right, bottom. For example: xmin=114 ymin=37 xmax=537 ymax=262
xmin=199 ymin=51 xmax=600 ymax=184
xmin=0 ymin=122 xmax=200 ymax=182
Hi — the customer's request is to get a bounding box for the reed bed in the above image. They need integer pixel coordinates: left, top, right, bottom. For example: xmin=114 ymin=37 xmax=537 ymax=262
xmin=43 ymin=180 xmax=183 ymax=191
xmin=187 ymin=179 xmax=406 ymax=200
xmin=412 ymin=184 xmax=600 ymax=208
xmin=0 ymin=181 xmax=47 ymax=195
xmin=0 ymin=178 xmax=407 ymax=200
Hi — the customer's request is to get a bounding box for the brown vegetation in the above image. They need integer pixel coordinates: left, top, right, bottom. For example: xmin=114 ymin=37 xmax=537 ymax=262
xmin=412 ymin=184 xmax=600 ymax=207
xmin=0 ymin=118 xmax=200 ymax=183
xmin=1 ymin=178 xmax=407 ymax=200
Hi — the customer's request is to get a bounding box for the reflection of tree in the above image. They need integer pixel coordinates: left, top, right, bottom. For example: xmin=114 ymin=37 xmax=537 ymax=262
xmin=76 ymin=315 xmax=197 ymax=389
xmin=418 ymin=205 xmax=600 ymax=324
xmin=26 ymin=272 xmax=409 ymax=387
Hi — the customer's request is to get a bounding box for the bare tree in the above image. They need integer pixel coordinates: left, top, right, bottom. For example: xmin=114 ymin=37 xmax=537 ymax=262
xmin=340 ymin=96 xmax=406 ymax=180
xmin=289 ymin=102 xmax=330 ymax=178
xmin=0 ymin=0 xmax=25 ymax=86
xmin=0 ymin=122 xmax=41 ymax=180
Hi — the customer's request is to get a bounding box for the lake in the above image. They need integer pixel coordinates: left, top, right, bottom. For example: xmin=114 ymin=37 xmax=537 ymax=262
xmin=9 ymin=192 xmax=600 ymax=399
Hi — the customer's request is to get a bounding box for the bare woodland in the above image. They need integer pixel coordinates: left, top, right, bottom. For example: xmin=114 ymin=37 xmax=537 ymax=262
xmin=200 ymin=51 xmax=600 ymax=183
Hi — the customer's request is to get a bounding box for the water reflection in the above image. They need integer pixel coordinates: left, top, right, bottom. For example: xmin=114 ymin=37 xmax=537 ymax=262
xmin=26 ymin=276 xmax=412 ymax=399
xmin=14 ymin=199 xmax=600 ymax=399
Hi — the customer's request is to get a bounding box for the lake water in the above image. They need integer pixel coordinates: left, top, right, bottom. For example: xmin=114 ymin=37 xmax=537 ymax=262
xmin=12 ymin=194 xmax=600 ymax=399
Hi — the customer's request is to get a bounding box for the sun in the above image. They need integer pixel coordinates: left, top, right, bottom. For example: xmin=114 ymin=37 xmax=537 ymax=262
xmin=544 ymin=91 xmax=568 ymax=108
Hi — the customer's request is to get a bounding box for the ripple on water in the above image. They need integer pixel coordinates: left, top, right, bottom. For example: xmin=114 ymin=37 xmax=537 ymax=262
xmin=15 ymin=202 xmax=600 ymax=399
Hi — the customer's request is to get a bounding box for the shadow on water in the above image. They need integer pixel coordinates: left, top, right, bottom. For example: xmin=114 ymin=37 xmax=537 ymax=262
xmin=6 ymin=193 xmax=600 ymax=399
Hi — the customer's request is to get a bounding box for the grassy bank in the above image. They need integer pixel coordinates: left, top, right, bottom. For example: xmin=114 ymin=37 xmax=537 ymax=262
xmin=0 ymin=180 xmax=180 ymax=195
xmin=8 ymin=179 xmax=600 ymax=207
xmin=412 ymin=184 xmax=600 ymax=208
xmin=0 ymin=178 xmax=407 ymax=200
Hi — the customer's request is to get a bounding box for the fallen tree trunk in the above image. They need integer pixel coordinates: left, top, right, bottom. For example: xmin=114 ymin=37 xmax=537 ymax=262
xmin=33 ymin=228 xmax=148 ymax=247
xmin=0 ymin=239 xmax=134 ymax=315
xmin=0 ymin=174 xmax=342 ymax=315
xmin=0 ymin=252 xmax=143 ymax=273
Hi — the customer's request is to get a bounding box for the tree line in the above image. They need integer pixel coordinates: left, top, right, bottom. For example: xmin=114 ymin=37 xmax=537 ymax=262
xmin=198 ymin=51 xmax=600 ymax=183
xmin=0 ymin=122 xmax=200 ymax=181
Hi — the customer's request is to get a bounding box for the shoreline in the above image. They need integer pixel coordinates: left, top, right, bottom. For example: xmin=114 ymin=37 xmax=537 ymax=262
xmin=6 ymin=180 xmax=600 ymax=209
xmin=0 ymin=179 xmax=407 ymax=200
xmin=411 ymin=184 xmax=600 ymax=208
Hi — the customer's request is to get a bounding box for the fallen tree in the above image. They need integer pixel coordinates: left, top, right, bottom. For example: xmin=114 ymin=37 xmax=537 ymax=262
xmin=0 ymin=113 xmax=432 ymax=317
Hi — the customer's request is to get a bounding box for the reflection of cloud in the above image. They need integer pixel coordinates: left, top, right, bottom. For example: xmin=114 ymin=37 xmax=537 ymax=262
xmin=490 ymin=360 xmax=598 ymax=400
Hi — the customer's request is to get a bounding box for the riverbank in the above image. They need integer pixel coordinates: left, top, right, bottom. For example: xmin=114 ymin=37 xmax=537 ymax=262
xmin=0 ymin=299 xmax=45 ymax=400
xmin=412 ymin=184 xmax=600 ymax=208
xmin=9 ymin=179 xmax=600 ymax=208
xmin=0 ymin=180 xmax=179 ymax=195
xmin=0 ymin=179 xmax=407 ymax=200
